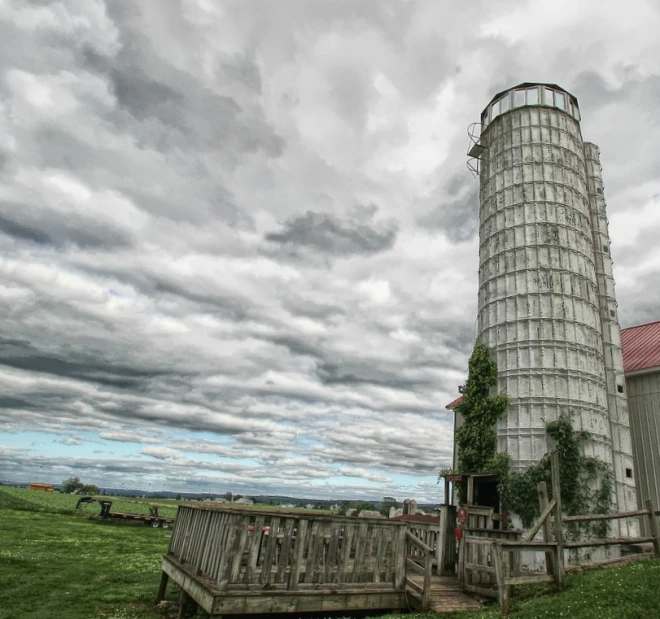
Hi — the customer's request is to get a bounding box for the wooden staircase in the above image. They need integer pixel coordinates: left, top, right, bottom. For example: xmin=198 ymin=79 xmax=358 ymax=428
xmin=405 ymin=527 xmax=485 ymax=613
xmin=407 ymin=574 xmax=485 ymax=613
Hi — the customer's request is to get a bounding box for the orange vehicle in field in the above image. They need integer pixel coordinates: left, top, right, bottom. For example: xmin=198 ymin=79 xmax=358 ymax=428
xmin=29 ymin=483 xmax=54 ymax=492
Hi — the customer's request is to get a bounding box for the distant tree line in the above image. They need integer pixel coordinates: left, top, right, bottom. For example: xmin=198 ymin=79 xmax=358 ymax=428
xmin=61 ymin=477 xmax=99 ymax=495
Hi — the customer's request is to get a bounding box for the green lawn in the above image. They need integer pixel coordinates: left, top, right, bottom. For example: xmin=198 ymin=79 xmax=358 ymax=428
xmin=0 ymin=507 xmax=174 ymax=619
xmin=3 ymin=487 xmax=660 ymax=619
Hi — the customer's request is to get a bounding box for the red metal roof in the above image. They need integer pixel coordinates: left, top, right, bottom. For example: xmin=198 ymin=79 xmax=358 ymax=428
xmin=446 ymin=396 xmax=463 ymax=410
xmin=621 ymin=320 xmax=660 ymax=373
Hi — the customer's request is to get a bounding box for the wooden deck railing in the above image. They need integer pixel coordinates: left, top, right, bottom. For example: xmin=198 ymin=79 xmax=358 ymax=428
xmin=480 ymin=453 xmax=660 ymax=616
xmin=458 ymin=528 xmax=522 ymax=598
xmin=166 ymin=506 xmax=409 ymax=591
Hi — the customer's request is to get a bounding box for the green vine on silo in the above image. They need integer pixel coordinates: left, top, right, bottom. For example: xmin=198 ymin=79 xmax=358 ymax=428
xmin=438 ymin=342 xmax=508 ymax=503
xmin=502 ymin=416 xmax=613 ymax=540
xmin=454 ymin=342 xmax=509 ymax=473
xmin=439 ymin=342 xmax=613 ymax=541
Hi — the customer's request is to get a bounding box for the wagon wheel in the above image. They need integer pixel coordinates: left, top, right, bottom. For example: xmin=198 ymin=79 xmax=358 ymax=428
xmin=162 ymin=522 xmax=169 ymax=529
xmin=152 ymin=520 xmax=161 ymax=528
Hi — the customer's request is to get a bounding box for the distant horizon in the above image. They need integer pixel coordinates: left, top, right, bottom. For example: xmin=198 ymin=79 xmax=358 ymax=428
xmin=2 ymin=479 xmax=441 ymax=507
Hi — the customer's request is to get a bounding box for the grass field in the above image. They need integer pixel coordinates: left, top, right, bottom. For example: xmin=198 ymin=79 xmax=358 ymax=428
xmin=3 ymin=487 xmax=660 ymax=619
xmin=0 ymin=504 xmax=173 ymax=618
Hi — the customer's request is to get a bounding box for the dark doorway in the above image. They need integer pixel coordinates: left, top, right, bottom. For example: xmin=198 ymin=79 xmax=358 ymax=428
xmin=473 ymin=476 xmax=500 ymax=528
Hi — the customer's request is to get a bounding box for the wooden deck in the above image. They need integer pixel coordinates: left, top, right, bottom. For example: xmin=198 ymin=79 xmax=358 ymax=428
xmin=161 ymin=554 xmax=405 ymax=615
xmin=155 ymin=505 xmax=481 ymax=617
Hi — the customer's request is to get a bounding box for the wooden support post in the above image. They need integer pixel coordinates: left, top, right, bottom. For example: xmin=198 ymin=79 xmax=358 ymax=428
xmin=467 ymin=476 xmax=475 ymax=505
xmin=537 ymin=482 xmax=555 ymax=578
xmin=155 ymin=571 xmax=169 ymax=603
xmin=492 ymin=542 xmax=509 ymax=616
xmin=550 ymin=452 xmax=565 ymax=591
xmin=177 ymin=590 xmax=197 ymax=619
xmin=444 ymin=478 xmax=450 ymax=506
xmin=645 ymin=499 xmax=660 ymax=557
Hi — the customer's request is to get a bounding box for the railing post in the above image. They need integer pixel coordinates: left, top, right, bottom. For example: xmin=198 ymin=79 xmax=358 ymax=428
xmin=288 ymin=519 xmax=308 ymax=590
xmin=394 ymin=526 xmax=406 ymax=590
xmin=645 ymin=499 xmax=660 ymax=557
xmin=550 ymin=452 xmax=565 ymax=591
xmin=457 ymin=532 xmax=465 ymax=586
xmin=437 ymin=508 xmax=446 ymax=575
xmin=422 ymin=549 xmax=432 ymax=611
xmin=492 ymin=542 xmax=509 ymax=616
xmin=537 ymin=482 xmax=555 ymax=578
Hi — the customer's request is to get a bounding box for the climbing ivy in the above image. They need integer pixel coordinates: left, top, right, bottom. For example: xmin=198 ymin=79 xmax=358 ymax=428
xmin=453 ymin=342 xmax=508 ymax=473
xmin=438 ymin=342 xmax=508 ymax=504
xmin=503 ymin=414 xmax=613 ymax=541
xmin=439 ymin=341 xmax=613 ymax=541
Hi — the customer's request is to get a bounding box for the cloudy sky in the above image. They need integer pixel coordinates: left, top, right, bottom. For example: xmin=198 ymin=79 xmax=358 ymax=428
xmin=1 ymin=0 xmax=659 ymax=502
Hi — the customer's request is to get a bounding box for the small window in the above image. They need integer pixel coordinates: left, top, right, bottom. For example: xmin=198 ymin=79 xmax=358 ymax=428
xmin=625 ymin=468 xmax=633 ymax=479
xmin=527 ymin=87 xmax=539 ymax=105
xmin=603 ymin=244 xmax=609 ymax=254
xmin=514 ymin=90 xmax=525 ymax=107
xmin=572 ymin=104 xmax=581 ymax=121
xmin=500 ymin=94 xmax=510 ymax=114
xmin=610 ymin=310 xmax=616 ymax=317
xmin=491 ymin=100 xmax=501 ymax=119
xmin=555 ymin=92 xmax=566 ymax=111
xmin=544 ymin=87 xmax=554 ymax=106
xmin=617 ymin=384 xmax=624 ymax=393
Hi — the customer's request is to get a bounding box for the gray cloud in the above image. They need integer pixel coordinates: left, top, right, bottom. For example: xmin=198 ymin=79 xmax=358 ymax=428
xmin=0 ymin=201 xmax=132 ymax=249
xmin=0 ymin=0 xmax=658 ymax=502
xmin=420 ymin=176 xmax=479 ymax=242
xmin=266 ymin=210 xmax=397 ymax=256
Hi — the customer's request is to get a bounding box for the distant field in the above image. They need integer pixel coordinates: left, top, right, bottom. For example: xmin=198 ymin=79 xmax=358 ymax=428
xmin=0 ymin=486 xmax=178 ymax=519
xmin=0 ymin=486 xmax=334 ymax=519
xmin=186 ymin=500 xmax=335 ymax=515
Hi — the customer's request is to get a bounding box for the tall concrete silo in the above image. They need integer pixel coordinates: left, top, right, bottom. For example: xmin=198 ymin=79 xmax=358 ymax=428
xmin=467 ymin=83 xmax=637 ymax=521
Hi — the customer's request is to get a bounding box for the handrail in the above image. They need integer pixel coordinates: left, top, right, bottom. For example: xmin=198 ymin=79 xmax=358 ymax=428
xmin=404 ymin=531 xmax=432 ymax=611
xmin=523 ymin=498 xmax=556 ymax=542
xmin=406 ymin=531 xmax=434 ymax=555
xmin=562 ymin=509 xmax=648 ymax=522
